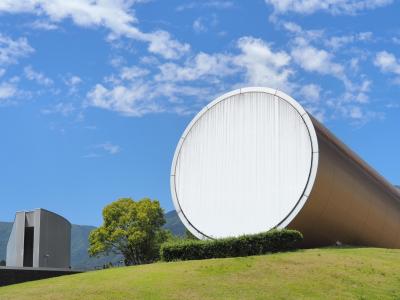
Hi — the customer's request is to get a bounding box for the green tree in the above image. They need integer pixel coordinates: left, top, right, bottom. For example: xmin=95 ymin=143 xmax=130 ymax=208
xmin=88 ymin=198 xmax=168 ymax=265
xmin=185 ymin=228 xmax=198 ymax=240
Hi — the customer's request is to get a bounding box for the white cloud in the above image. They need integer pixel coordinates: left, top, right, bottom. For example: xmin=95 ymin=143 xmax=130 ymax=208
xmin=392 ymin=37 xmax=400 ymax=45
xmin=83 ymin=153 xmax=101 ymax=159
xmin=0 ymin=0 xmax=189 ymax=59
xmin=86 ymin=35 xmax=302 ymax=117
xmin=358 ymin=32 xmax=373 ymax=41
xmin=145 ymin=30 xmax=190 ymax=60
xmin=87 ymin=35 xmax=303 ymax=117
xmin=86 ymin=81 xmax=162 ymax=117
xmin=63 ymin=75 xmax=82 ymax=94
xmin=41 ymin=102 xmax=75 ymax=116
xmin=350 ymin=58 xmax=360 ymax=71
xmin=86 ymin=75 xmax=215 ymax=117
xmin=0 ymin=82 xmax=17 ymax=100
xmin=265 ymin=0 xmax=393 ymax=15
xmin=374 ymin=51 xmax=400 ymax=75
xmin=337 ymin=104 xmax=383 ymax=125
xmin=342 ymin=79 xmax=371 ymax=103
xmin=193 ymin=18 xmax=207 ymax=33
xmin=0 ymin=34 xmax=34 ymax=65
xmin=234 ymin=36 xmax=293 ymax=90
xmin=104 ymin=66 xmax=149 ymax=85
xmin=110 ymin=56 xmax=126 ymax=68
xmin=299 ymin=84 xmax=321 ymax=102
xmin=120 ymin=66 xmax=149 ymax=80
xmin=282 ymin=22 xmax=324 ymax=43
xmin=290 ymin=40 xmax=370 ymax=104
xmin=349 ymin=106 xmax=363 ymax=119
xmin=176 ymin=1 xmax=234 ymax=11
xmin=31 ymin=20 xmax=58 ymax=30
xmin=67 ymin=75 xmax=82 ymax=86
xmin=87 ymin=55 xmax=221 ymax=116
xmin=292 ymin=39 xmax=372 ymax=108
xmin=87 ymin=31 xmax=376 ymax=122
xmin=84 ymin=141 xmax=121 ymax=158
xmin=192 ymin=15 xmax=218 ymax=34
xmin=297 ymin=84 xmax=324 ymax=121
xmin=374 ymin=51 xmax=400 ymax=84
xmin=282 ymin=22 xmax=377 ymax=121
xmin=283 ymin=22 xmax=303 ymax=33
xmin=286 ymin=22 xmax=375 ymax=106
xmin=24 ymin=66 xmax=53 ymax=86
xmin=139 ymin=56 xmax=159 ymax=65
xmin=291 ymin=38 xmax=344 ymax=78
xmin=283 ymin=22 xmax=372 ymax=52
xmin=324 ymin=32 xmax=373 ymax=50
xmin=156 ymin=52 xmax=234 ymax=82
xmin=385 ymin=103 xmax=400 ymax=109
xmin=96 ymin=142 xmax=121 ymax=155
xmin=0 ymin=0 xmax=138 ymax=29
xmin=291 ymin=37 xmax=370 ymax=103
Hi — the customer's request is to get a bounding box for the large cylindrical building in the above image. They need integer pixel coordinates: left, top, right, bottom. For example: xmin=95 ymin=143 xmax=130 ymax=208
xmin=170 ymin=87 xmax=400 ymax=248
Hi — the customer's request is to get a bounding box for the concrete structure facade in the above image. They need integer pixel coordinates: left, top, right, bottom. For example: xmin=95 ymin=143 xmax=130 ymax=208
xmin=6 ymin=209 xmax=71 ymax=268
xmin=171 ymin=87 xmax=400 ymax=248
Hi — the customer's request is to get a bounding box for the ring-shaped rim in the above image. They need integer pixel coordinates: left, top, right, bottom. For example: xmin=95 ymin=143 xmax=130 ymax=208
xmin=170 ymin=87 xmax=319 ymax=239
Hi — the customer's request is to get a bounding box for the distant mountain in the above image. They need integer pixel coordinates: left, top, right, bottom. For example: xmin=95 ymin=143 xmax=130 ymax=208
xmin=70 ymin=224 xmax=123 ymax=269
xmin=164 ymin=210 xmax=186 ymax=237
xmin=0 ymin=222 xmax=12 ymax=263
xmin=0 ymin=210 xmax=185 ymax=269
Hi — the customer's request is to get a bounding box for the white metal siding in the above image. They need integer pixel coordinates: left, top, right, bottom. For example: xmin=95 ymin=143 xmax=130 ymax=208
xmin=172 ymin=89 xmax=315 ymax=238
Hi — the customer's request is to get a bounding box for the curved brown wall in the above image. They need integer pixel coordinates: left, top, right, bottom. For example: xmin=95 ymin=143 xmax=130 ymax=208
xmin=288 ymin=117 xmax=400 ymax=248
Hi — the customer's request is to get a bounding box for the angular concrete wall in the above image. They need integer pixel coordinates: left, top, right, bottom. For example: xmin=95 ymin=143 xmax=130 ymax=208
xmin=6 ymin=209 xmax=71 ymax=268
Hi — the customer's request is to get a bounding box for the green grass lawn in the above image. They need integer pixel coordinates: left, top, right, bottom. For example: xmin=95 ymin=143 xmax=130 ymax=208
xmin=1 ymin=247 xmax=400 ymax=300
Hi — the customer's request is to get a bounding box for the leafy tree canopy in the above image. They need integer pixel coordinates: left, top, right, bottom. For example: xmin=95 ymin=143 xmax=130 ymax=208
xmin=88 ymin=198 xmax=169 ymax=265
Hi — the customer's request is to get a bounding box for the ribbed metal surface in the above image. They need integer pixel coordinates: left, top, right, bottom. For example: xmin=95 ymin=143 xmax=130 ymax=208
xmin=289 ymin=118 xmax=400 ymax=248
xmin=172 ymin=88 xmax=317 ymax=239
xmin=171 ymin=87 xmax=400 ymax=248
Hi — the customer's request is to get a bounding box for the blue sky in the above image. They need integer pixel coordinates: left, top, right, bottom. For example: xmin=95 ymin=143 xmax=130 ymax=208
xmin=0 ymin=0 xmax=399 ymax=226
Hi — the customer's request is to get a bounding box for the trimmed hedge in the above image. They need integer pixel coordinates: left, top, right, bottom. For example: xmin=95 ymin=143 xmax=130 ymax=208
xmin=160 ymin=229 xmax=303 ymax=262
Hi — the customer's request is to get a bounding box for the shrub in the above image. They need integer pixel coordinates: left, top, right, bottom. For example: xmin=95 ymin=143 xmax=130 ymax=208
xmin=160 ymin=229 xmax=303 ymax=262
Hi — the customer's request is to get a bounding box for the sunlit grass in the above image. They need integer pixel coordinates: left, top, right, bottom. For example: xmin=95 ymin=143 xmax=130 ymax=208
xmin=1 ymin=247 xmax=400 ymax=299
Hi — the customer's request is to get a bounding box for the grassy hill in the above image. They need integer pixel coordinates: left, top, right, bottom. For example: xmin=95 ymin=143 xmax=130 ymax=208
xmin=0 ymin=247 xmax=399 ymax=299
xmin=0 ymin=210 xmax=184 ymax=269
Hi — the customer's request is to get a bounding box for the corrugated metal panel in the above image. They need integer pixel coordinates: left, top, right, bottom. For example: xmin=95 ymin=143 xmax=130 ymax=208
xmin=172 ymin=88 xmax=318 ymax=239
xmin=171 ymin=87 xmax=400 ymax=247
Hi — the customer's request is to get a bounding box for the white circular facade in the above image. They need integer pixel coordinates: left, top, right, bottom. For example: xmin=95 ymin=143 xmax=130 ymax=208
xmin=171 ymin=87 xmax=319 ymax=239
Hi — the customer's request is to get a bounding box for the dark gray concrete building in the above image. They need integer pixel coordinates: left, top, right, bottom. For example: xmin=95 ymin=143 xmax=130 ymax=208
xmin=6 ymin=209 xmax=71 ymax=269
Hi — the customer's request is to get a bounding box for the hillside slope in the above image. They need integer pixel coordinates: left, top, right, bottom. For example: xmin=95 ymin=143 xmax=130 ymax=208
xmin=0 ymin=210 xmax=184 ymax=269
xmin=0 ymin=248 xmax=399 ymax=299
xmin=0 ymin=222 xmax=11 ymax=263
xmin=164 ymin=210 xmax=186 ymax=236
